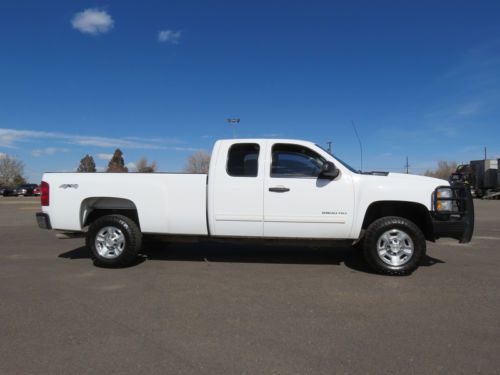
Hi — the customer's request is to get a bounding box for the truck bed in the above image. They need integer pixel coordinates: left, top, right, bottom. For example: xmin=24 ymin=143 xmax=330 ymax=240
xmin=41 ymin=173 xmax=208 ymax=235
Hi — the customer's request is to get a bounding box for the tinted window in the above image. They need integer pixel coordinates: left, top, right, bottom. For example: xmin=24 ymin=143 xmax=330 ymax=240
xmin=227 ymin=143 xmax=260 ymax=177
xmin=271 ymin=144 xmax=325 ymax=178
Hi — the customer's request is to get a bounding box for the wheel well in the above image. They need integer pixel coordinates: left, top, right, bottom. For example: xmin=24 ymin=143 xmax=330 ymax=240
xmin=362 ymin=201 xmax=434 ymax=241
xmin=80 ymin=197 xmax=140 ymax=229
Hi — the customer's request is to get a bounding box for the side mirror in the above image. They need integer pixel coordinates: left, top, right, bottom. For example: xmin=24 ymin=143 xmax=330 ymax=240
xmin=319 ymin=161 xmax=340 ymax=179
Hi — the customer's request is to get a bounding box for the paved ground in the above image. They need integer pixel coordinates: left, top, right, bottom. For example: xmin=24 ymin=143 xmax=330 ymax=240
xmin=0 ymin=197 xmax=499 ymax=374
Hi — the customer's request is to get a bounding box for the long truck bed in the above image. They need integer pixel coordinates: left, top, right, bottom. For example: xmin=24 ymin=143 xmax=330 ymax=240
xmin=41 ymin=173 xmax=209 ymax=235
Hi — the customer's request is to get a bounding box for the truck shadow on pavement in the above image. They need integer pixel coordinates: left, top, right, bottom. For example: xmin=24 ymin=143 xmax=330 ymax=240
xmin=59 ymin=242 xmax=445 ymax=274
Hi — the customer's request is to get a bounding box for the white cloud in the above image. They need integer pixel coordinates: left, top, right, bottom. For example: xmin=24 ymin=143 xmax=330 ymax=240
xmin=158 ymin=30 xmax=181 ymax=44
xmin=72 ymin=8 xmax=114 ymax=35
xmin=31 ymin=147 xmax=69 ymax=157
xmin=126 ymin=162 xmax=137 ymax=172
xmin=456 ymin=102 xmax=481 ymax=116
xmin=0 ymin=128 xmax=196 ymax=152
xmin=96 ymin=153 xmax=113 ymax=161
xmin=125 ymin=136 xmax=181 ymax=144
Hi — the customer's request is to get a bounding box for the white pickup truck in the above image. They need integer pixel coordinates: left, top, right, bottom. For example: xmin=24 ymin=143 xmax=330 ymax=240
xmin=36 ymin=138 xmax=474 ymax=275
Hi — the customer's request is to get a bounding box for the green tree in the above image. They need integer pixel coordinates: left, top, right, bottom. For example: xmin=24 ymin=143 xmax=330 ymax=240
xmin=77 ymin=154 xmax=96 ymax=172
xmin=106 ymin=149 xmax=128 ymax=173
xmin=136 ymin=157 xmax=157 ymax=173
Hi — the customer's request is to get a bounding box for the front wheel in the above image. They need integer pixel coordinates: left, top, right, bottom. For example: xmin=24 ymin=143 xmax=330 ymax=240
xmin=86 ymin=214 xmax=142 ymax=267
xmin=363 ymin=216 xmax=426 ymax=276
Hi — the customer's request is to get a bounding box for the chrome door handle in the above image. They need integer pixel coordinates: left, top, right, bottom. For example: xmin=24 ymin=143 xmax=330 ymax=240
xmin=269 ymin=186 xmax=290 ymax=193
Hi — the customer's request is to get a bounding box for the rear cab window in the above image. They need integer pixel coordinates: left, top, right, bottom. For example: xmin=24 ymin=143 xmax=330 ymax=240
xmin=227 ymin=143 xmax=260 ymax=177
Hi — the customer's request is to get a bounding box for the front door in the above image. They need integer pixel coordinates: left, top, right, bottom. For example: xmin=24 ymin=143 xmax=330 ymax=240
xmin=263 ymin=143 xmax=354 ymax=238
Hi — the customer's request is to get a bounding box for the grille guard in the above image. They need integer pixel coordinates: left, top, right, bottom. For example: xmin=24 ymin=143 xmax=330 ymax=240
xmin=431 ymin=183 xmax=474 ymax=243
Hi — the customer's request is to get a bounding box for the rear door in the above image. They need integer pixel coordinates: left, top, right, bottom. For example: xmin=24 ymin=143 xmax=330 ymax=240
xmin=263 ymin=143 xmax=354 ymax=238
xmin=209 ymin=141 xmax=265 ymax=237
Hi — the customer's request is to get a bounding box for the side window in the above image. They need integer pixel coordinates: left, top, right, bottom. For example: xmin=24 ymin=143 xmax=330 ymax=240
xmin=271 ymin=144 xmax=325 ymax=178
xmin=227 ymin=143 xmax=260 ymax=177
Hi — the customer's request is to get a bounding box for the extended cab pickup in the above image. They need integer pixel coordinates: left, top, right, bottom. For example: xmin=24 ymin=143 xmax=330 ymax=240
xmin=36 ymin=139 xmax=474 ymax=275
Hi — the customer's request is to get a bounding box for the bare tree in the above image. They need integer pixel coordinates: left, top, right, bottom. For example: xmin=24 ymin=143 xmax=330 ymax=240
xmin=424 ymin=161 xmax=457 ymax=180
xmin=12 ymin=174 xmax=27 ymax=187
xmin=184 ymin=150 xmax=211 ymax=173
xmin=107 ymin=149 xmax=128 ymax=173
xmin=77 ymin=154 xmax=96 ymax=172
xmin=0 ymin=154 xmax=26 ymax=188
xmin=136 ymin=157 xmax=157 ymax=173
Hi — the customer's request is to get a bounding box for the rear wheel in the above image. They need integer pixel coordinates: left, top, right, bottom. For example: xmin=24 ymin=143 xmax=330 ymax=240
xmin=86 ymin=214 xmax=142 ymax=267
xmin=363 ymin=216 xmax=426 ymax=275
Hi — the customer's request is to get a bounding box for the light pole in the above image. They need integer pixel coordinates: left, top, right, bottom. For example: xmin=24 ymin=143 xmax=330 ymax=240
xmin=227 ymin=118 xmax=240 ymax=138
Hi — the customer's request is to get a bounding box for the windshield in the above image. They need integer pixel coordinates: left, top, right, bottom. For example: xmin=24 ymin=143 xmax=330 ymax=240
xmin=315 ymin=144 xmax=359 ymax=174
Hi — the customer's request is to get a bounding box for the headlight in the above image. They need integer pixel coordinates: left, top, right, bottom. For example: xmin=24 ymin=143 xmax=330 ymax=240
xmin=436 ymin=187 xmax=453 ymax=211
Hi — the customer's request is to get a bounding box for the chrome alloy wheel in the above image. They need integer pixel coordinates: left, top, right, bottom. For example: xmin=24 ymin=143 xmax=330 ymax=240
xmin=95 ymin=226 xmax=126 ymax=259
xmin=376 ymin=229 xmax=414 ymax=266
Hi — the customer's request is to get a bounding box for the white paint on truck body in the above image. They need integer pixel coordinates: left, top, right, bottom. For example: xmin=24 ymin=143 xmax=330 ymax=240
xmin=42 ymin=173 xmax=208 ymax=235
xmin=350 ymin=172 xmax=448 ymax=238
xmin=208 ymin=139 xmax=267 ymax=237
xmin=41 ymin=139 xmax=448 ymax=240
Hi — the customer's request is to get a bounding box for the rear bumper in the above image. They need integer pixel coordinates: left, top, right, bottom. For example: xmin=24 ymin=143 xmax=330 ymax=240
xmin=431 ymin=184 xmax=474 ymax=243
xmin=36 ymin=212 xmax=52 ymax=230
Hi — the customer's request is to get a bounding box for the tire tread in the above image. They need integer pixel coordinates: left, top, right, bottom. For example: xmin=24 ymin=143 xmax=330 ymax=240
xmin=86 ymin=214 xmax=142 ymax=268
xmin=363 ymin=216 xmax=426 ymax=276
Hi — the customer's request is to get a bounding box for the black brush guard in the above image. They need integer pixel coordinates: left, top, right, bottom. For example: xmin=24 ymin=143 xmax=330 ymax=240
xmin=431 ymin=183 xmax=474 ymax=243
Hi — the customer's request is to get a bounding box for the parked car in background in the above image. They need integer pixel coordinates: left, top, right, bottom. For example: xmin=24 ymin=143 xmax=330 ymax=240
xmin=1 ymin=184 xmax=41 ymax=197
xmin=15 ymin=184 xmax=40 ymax=196
xmin=2 ymin=187 xmax=18 ymax=196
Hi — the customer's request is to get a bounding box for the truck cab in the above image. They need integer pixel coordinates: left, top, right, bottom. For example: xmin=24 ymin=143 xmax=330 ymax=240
xmin=208 ymin=139 xmax=355 ymax=239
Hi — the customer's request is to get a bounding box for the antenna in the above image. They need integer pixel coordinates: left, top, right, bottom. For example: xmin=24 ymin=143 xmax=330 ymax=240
xmin=326 ymin=141 xmax=332 ymax=154
xmin=351 ymin=120 xmax=363 ymax=171
xmin=405 ymin=156 xmax=410 ymax=174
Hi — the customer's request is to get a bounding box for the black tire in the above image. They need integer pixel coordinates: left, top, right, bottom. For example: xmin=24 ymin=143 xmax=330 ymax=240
xmin=86 ymin=214 xmax=142 ymax=268
xmin=352 ymin=238 xmax=364 ymax=252
xmin=363 ymin=216 xmax=426 ymax=276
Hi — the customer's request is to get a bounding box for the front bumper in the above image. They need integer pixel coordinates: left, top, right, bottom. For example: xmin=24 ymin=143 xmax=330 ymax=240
xmin=36 ymin=212 xmax=52 ymax=230
xmin=431 ymin=184 xmax=474 ymax=243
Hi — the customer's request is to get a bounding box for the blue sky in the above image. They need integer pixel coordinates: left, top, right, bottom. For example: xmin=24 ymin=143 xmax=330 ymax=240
xmin=1 ymin=0 xmax=499 ymax=182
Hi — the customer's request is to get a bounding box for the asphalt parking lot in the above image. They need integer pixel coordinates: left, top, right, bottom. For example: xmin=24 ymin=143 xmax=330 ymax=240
xmin=0 ymin=197 xmax=499 ymax=374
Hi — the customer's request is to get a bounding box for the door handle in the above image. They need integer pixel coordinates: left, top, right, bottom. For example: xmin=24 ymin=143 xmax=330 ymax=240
xmin=269 ymin=186 xmax=290 ymax=193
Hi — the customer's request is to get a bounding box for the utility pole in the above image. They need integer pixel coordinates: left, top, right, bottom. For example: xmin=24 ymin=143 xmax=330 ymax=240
xmin=226 ymin=118 xmax=240 ymax=138
xmin=484 ymin=146 xmax=487 ymax=160
xmin=326 ymin=141 xmax=332 ymax=155
xmin=405 ymin=156 xmax=410 ymax=174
